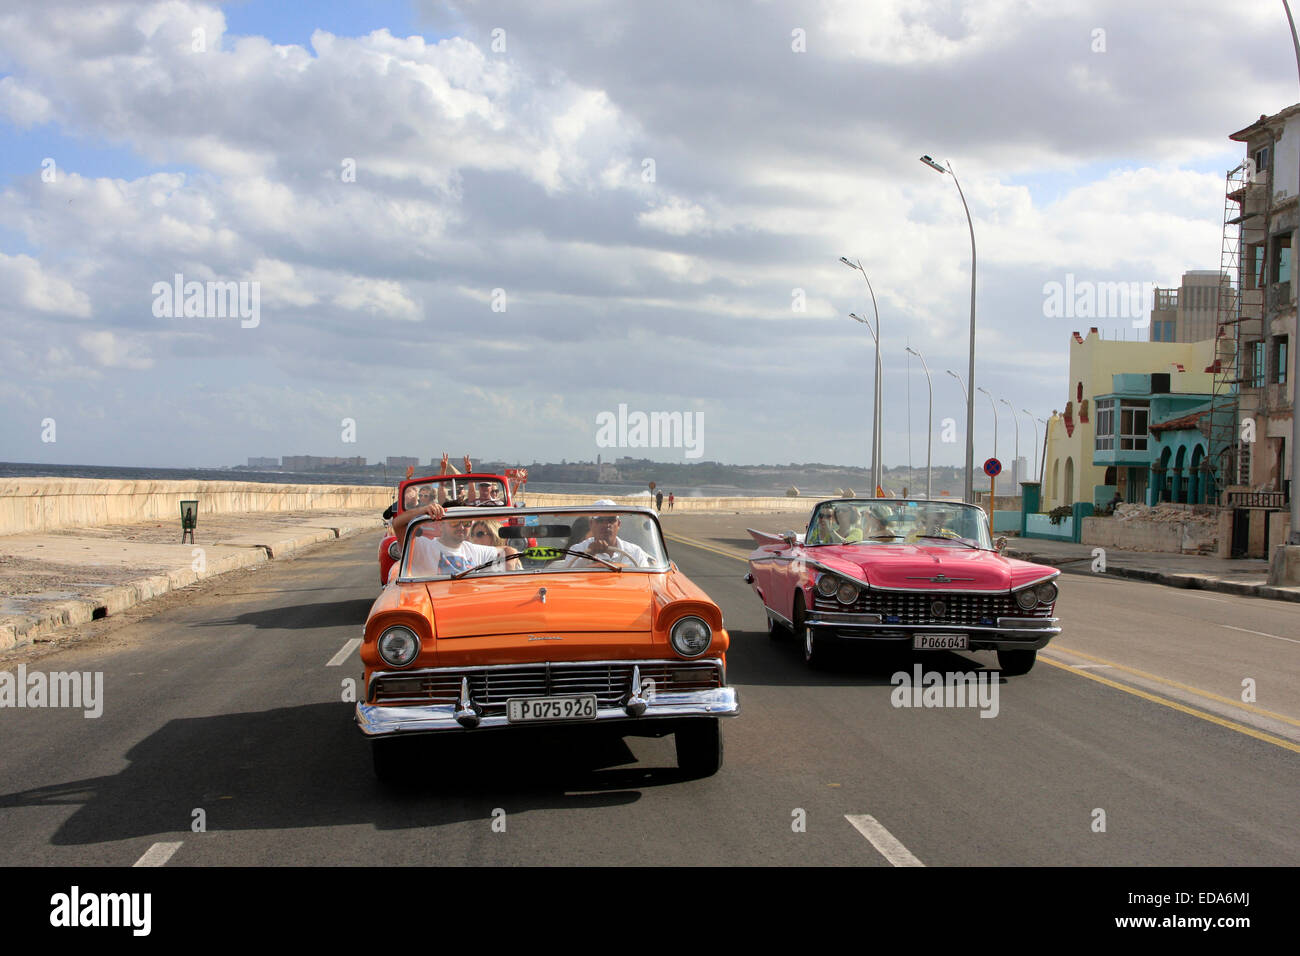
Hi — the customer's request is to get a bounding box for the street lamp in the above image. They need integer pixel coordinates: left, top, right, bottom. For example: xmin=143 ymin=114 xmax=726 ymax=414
xmin=1021 ymin=409 xmax=1038 ymax=481
xmin=921 ymin=154 xmax=977 ymax=505
xmin=1037 ymin=418 xmax=1049 ymax=484
xmin=841 ymin=256 xmax=883 ymax=496
xmin=977 ymin=388 xmax=999 ymax=464
xmin=946 ymin=369 xmax=967 ymax=401
xmin=905 ymin=347 xmax=933 ymax=498
xmin=1000 ymin=398 xmax=1020 ymax=488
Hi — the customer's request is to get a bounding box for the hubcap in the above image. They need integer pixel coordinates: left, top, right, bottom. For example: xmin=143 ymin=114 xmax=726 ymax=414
xmin=804 ymin=626 xmax=813 ymax=659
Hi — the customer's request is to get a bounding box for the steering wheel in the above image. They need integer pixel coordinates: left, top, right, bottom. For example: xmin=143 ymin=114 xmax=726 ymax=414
xmin=586 ymin=545 xmax=638 ymax=566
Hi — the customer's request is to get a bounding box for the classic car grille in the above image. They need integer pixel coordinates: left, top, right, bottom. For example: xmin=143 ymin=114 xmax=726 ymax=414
xmin=370 ymin=661 xmax=722 ymax=711
xmin=813 ymin=590 xmax=1051 ymax=626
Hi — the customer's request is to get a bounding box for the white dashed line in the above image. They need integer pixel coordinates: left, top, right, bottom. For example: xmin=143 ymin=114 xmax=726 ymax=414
xmin=327 ymin=638 xmax=362 ymax=666
xmin=133 ymin=841 xmax=183 ymax=867
xmin=845 ymin=814 xmax=925 ymax=867
xmin=1073 ymin=663 xmax=1113 ymax=670
xmin=1221 ymin=625 xmax=1300 ymax=645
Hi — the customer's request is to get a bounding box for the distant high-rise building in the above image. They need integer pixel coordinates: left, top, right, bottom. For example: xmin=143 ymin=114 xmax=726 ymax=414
xmin=1149 ymin=271 xmax=1223 ymax=343
xmin=246 ymin=456 xmax=279 ymax=468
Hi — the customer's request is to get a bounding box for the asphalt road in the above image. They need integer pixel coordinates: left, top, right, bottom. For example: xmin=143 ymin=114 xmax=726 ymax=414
xmin=0 ymin=526 xmax=1296 ymax=866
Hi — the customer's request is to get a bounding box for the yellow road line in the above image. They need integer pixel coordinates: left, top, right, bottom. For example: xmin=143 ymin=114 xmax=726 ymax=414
xmin=667 ymin=530 xmax=1300 ymax=753
xmin=1050 ymin=644 xmax=1300 ymax=728
xmin=664 ymin=532 xmax=749 ymax=563
xmin=1039 ymin=657 xmax=1300 ymax=754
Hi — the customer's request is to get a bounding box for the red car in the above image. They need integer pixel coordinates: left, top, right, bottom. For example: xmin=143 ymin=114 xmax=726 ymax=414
xmin=745 ymin=498 xmax=1060 ymax=675
xmin=377 ymin=472 xmax=518 ymax=585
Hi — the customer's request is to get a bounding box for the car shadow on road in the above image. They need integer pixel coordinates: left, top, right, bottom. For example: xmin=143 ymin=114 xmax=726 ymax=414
xmin=191 ymin=598 xmax=376 ymax=631
xmin=726 ymin=629 xmax=1008 ymax=687
xmin=0 ymin=703 xmax=692 ymax=846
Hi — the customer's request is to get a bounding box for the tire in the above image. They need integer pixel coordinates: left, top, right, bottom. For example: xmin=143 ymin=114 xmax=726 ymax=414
xmin=675 ymin=718 xmax=723 ymax=777
xmin=794 ymin=595 xmax=834 ymax=667
xmin=371 ymin=737 xmax=406 ymax=784
xmin=997 ymin=648 xmax=1037 ymax=676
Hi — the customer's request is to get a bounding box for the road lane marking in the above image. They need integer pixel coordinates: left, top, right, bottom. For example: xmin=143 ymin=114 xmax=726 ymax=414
xmin=1073 ymin=663 xmax=1112 ymax=669
xmin=1184 ymin=594 xmax=1232 ymax=604
xmin=663 ymin=532 xmax=749 ymax=563
xmin=1221 ymin=624 xmax=1300 ymax=645
xmin=1049 ymin=645 xmax=1300 ymax=728
xmin=845 ymin=814 xmax=925 ymax=867
xmin=1039 ymin=657 xmax=1300 ymax=754
xmin=133 ymin=842 xmax=182 ymax=867
xmin=327 ymin=638 xmax=362 ymax=666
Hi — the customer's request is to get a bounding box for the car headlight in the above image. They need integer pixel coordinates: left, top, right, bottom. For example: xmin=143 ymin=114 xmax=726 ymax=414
xmin=1014 ymin=587 xmax=1039 ymax=610
xmin=1036 ymin=581 xmax=1058 ymax=605
xmin=836 ymin=581 xmax=860 ymax=605
xmin=670 ymin=616 xmax=712 ymax=658
xmin=387 ymin=540 xmax=402 ymax=561
xmin=816 ymin=573 xmax=839 ymax=598
xmin=377 ymin=626 xmax=421 ymax=667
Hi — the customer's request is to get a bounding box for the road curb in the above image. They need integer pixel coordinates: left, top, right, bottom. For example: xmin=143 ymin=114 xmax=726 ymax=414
xmin=0 ymin=518 xmax=384 ymax=652
xmin=1004 ymin=547 xmax=1300 ymax=603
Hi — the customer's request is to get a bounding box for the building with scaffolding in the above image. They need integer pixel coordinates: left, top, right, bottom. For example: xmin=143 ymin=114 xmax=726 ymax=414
xmin=1212 ymin=107 xmax=1297 ymax=528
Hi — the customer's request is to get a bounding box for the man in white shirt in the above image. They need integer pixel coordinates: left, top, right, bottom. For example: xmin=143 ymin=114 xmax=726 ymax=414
xmin=408 ymin=515 xmax=519 ymax=576
xmin=561 ymin=502 xmax=655 ymax=568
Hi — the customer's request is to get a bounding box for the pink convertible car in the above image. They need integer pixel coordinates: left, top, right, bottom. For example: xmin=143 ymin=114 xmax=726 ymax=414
xmin=745 ymin=498 xmax=1061 ymax=675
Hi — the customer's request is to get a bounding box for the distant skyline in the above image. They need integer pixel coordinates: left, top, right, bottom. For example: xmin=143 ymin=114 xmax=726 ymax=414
xmin=3 ymin=1 xmax=1295 ymax=470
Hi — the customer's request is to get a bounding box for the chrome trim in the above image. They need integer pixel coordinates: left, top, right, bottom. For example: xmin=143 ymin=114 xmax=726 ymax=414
xmin=806 ymin=618 xmax=1060 ymax=637
xmin=377 ymin=625 xmax=421 ymax=668
xmin=357 ymin=687 xmax=739 ymax=737
xmin=454 ymin=676 xmax=481 ymax=729
xmin=766 ymin=608 xmax=793 ymax=628
xmin=623 ymin=664 xmax=648 ymax=717
xmin=812 ymin=611 xmax=882 ymax=625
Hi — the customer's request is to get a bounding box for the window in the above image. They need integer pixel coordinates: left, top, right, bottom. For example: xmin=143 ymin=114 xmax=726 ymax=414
xmin=1272 ymin=233 xmax=1292 ymax=286
xmin=1275 ymin=335 xmax=1290 ymax=385
xmin=1244 ymin=340 xmax=1266 ymax=388
xmin=1119 ymin=400 xmax=1149 ymax=451
xmin=1255 ymin=146 xmax=1271 ymax=179
xmin=1095 ymin=399 xmax=1115 ymax=451
xmin=1252 ymin=245 xmax=1265 ymax=289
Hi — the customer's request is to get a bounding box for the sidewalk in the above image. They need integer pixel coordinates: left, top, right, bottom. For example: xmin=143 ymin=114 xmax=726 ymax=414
xmin=1003 ymin=536 xmax=1300 ymax=603
xmin=0 ymin=509 xmax=386 ymax=651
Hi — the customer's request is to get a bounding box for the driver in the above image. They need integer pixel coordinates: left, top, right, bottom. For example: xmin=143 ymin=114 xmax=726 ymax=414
xmin=560 ymin=501 xmax=653 ymax=567
xmin=407 ymin=513 xmax=520 ymax=576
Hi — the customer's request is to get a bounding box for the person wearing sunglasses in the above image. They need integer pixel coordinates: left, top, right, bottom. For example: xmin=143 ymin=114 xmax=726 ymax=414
xmin=559 ymin=500 xmax=653 ymax=567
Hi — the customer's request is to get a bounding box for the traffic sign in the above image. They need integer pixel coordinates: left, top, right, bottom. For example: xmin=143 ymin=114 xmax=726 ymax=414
xmin=983 ymin=457 xmax=1002 ymax=478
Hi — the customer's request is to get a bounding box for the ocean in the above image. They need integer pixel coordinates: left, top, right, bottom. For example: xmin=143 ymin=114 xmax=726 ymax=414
xmin=0 ymin=463 xmax=807 ymax=498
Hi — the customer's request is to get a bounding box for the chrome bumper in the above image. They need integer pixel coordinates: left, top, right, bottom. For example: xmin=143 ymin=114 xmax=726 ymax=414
xmin=805 ymin=615 xmax=1060 ymax=650
xmin=357 ymin=686 xmax=739 ymax=737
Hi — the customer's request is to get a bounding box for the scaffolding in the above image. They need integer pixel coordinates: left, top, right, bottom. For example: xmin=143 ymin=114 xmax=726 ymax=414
xmin=1206 ymin=161 xmax=1267 ymax=503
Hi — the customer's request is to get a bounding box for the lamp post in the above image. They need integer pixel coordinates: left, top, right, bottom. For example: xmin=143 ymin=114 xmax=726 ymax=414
xmin=905 ymin=346 xmax=933 ymax=498
xmin=946 ymin=369 xmax=967 ymax=402
xmin=921 ymin=154 xmax=977 ymax=504
xmin=1037 ymin=418 xmax=1049 ymax=484
xmin=841 ymin=256 xmax=883 ymax=496
xmin=977 ymin=387 xmax=999 ymax=463
xmin=1000 ymin=398 xmax=1020 ymax=487
xmin=1022 ymin=409 xmax=1039 ymax=481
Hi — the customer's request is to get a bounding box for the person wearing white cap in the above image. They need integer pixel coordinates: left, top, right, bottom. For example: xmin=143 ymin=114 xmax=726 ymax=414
xmin=560 ymin=500 xmax=653 ymax=568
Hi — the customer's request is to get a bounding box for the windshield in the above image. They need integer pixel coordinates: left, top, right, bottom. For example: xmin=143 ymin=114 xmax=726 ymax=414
xmin=400 ymin=476 xmax=508 ymax=511
xmin=805 ymin=499 xmax=992 ymax=550
xmin=400 ymin=507 xmax=669 ymax=579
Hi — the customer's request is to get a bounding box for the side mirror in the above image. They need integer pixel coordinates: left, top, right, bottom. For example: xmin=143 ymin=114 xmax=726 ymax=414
xmin=995 ymin=536 xmax=1008 ymax=553
xmin=781 ymin=531 xmax=797 ymax=548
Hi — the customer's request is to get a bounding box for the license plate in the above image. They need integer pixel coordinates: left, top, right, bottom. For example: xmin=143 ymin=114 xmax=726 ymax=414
xmin=506 ymin=695 xmax=598 ymax=723
xmin=914 ymin=634 xmax=968 ymax=650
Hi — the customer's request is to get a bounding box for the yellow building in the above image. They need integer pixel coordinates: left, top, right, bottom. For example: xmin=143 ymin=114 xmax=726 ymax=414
xmin=1041 ymin=329 xmax=1216 ymax=510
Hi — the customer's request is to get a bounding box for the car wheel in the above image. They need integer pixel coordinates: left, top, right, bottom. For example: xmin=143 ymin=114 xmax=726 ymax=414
xmin=997 ymin=649 xmax=1037 ymax=676
xmin=794 ymin=595 xmax=834 ymax=667
xmin=371 ymin=737 xmax=406 ymax=784
xmin=675 ymin=718 xmax=723 ymax=777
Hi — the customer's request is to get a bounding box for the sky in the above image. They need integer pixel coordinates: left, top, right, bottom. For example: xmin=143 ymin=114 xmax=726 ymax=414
xmin=1 ymin=0 xmax=1297 ymax=472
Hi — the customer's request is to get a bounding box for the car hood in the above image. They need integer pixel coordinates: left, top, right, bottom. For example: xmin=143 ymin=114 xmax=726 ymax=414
xmin=809 ymin=544 xmax=1054 ymax=591
xmin=424 ymin=573 xmax=655 ymax=639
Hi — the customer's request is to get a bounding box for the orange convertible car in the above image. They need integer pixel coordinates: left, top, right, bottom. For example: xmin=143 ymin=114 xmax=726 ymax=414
xmin=356 ymin=504 xmax=739 ymax=780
